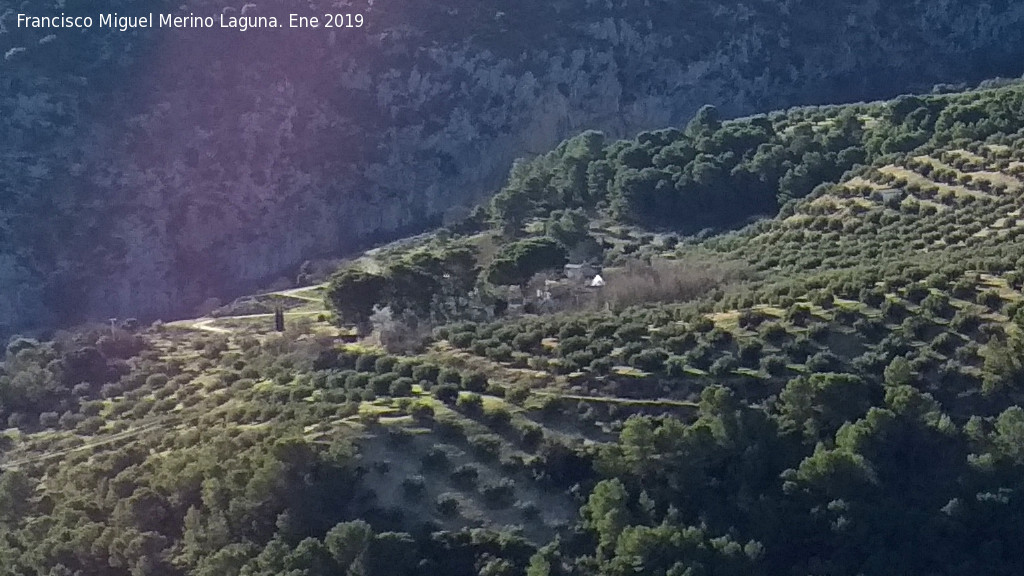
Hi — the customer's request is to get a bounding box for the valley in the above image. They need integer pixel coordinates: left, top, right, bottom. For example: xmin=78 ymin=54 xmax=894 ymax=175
xmin=6 ymin=5 xmax=1024 ymax=574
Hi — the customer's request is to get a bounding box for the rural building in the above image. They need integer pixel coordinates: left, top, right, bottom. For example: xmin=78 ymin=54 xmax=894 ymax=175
xmin=564 ymin=263 xmax=599 ymax=281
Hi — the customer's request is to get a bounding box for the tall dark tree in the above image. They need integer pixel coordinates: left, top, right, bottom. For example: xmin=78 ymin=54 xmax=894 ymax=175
xmin=274 ymin=306 xmax=285 ymax=332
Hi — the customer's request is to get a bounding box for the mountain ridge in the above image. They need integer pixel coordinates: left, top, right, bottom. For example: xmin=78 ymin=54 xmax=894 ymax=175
xmin=5 ymin=0 xmax=1024 ymax=335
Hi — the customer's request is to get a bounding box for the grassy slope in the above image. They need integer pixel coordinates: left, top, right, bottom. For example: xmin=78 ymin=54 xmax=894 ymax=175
xmin=8 ymin=83 xmax=1024 ymax=574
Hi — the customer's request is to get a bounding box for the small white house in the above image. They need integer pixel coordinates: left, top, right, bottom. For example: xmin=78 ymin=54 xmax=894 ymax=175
xmin=589 ymin=274 xmax=606 ymax=288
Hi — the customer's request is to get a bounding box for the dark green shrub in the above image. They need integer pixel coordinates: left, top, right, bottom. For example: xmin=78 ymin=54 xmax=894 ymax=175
xmin=463 ymin=372 xmax=489 ymax=392
xmin=811 ymin=290 xmax=835 ymax=309
xmin=558 ymin=322 xmax=588 ymax=340
xmin=614 ymin=323 xmax=648 ymax=342
xmin=436 ymin=494 xmax=460 ymax=517
xmin=589 ymin=357 xmax=614 ymax=375
xmin=559 ymin=336 xmax=590 ymax=356
xmin=481 ymin=479 xmax=516 ymax=509
xmin=355 ymin=353 xmax=382 ymax=372
xmin=978 ymin=290 xmax=1003 ymax=310
xmin=786 ymin=304 xmax=813 ymax=326
xmin=450 ymin=331 xmax=476 ymax=348
xmin=434 ymin=384 xmax=460 ymax=404
xmin=882 ymin=299 xmax=909 ymax=322
xmin=692 ymin=317 xmax=715 ymax=333
xmin=401 ymin=476 xmax=427 ymax=499
xmin=709 ymin=354 xmax=738 ymax=377
xmin=420 ymin=448 xmax=450 ymax=472
xmin=951 ymin=310 xmax=983 ymax=334
xmin=859 ymin=287 xmax=886 ymax=308
xmin=469 ymin=433 xmax=502 ymax=461
xmin=921 ymin=293 xmax=953 ymax=318
xmin=37 ymin=409 xmax=58 ymax=428
xmin=145 ymin=373 xmax=169 ymax=389
xmin=409 ymin=402 xmax=435 ymax=423
xmin=485 ymin=344 xmax=514 ymax=362
xmin=705 ymin=328 xmax=734 ymax=347
xmin=346 ymin=372 xmax=371 ymax=390
xmin=437 ymin=368 xmax=462 ymax=386
xmin=518 ymin=502 xmax=542 ymax=522
xmin=629 ymin=348 xmax=668 ymax=373
xmin=371 ymin=373 xmax=398 ymax=395
xmin=485 ymin=406 xmax=513 ymax=429
xmin=665 ymin=355 xmax=688 ymax=377
xmin=806 ymin=351 xmax=841 ymax=372
xmin=905 ymin=283 xmax=930 ymax=304
xmin=506 ymin=386 xmax=530 ymax=405
xmin=394 ymin=361 xmax=416 ymax=378
xmin=760 ymin=354 xmax=789 ymax=376
xmin=512 ymin=331 xmax=543 ymax=352
xmin=760 ymin=322 xmax=788 ymax=344
xmin=413 ymin=363 xmax=441 ymax=383
xmin=737 ymin=310 xmax=768 ymax=329
xmin=450 ymin=464 xmax=480 ymax=488
xmin=738 ymin=341 xmax=764 ymax=367
xmin=519 ymin=422 xmax=544 ymax=449
xmin=76 ymin=416 xmax=104 ymax=435
xmin=457 ymin=392 xmax=484 ymax=415
xmin=901 ymin=315 xmax=929 ymax=340
xmin=389 ymin=377 xmax=414 ymax=397
xmin=665 ymin=333 xmax=697 ymax=354
xmin=374 ymin=356 xmax=399 ymax=374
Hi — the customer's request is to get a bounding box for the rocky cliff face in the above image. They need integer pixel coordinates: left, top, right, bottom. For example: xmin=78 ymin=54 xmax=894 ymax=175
xmin=3 ymin=0 xmax=1024 ymax=334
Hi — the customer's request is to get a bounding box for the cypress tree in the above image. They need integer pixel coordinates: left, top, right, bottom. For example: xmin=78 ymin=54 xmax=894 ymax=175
xmin=274 ymin=306 xmax=285 ymax=332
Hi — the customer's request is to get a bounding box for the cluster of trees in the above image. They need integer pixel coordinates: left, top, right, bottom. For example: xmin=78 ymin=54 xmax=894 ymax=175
xmin=0 ymin=320 xmax=575 ymax=575
xmin=489 ymin=105 xmax=868 ymax=232
xmin=0 ymin=414 xmax=364 ymax=575
xmin=485 ymin=238 xmax=568 ymax=287
xmin=486 ymin=83 xmax=1024 ymax=238
xmin=563 ymin=380 xmax=1024 ymax=575
xmin=0 ymin=326 xmax=146 ymax=429
xmin=326 ymin=241 xmax=480 ymax=329
xmin=325 ymin=231 xmax=575 ymax=334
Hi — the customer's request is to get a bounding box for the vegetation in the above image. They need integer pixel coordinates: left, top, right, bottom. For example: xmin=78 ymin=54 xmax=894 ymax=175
xmin=12 ymin=81 xmax=1024 ymax=575
xmin=7 ymin=0 xmax=1024 ymax=336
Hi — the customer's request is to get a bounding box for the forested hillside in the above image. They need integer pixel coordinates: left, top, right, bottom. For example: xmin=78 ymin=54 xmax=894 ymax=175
xmin=6 ymin=0 xmax=1024 ymax=335
xmin=6 ymin=81 xmax=1024 ymax=575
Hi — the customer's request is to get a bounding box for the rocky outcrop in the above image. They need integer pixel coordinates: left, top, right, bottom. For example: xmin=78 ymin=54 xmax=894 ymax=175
xmin=3 ymin=0 xmax=1024 ymax=334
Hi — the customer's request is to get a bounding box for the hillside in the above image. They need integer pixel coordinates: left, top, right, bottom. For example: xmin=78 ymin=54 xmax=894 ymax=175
xmin=5 ymin=82 xmax=1024 ymax=575
xmin=6 ymin=0 xmax=1024 ymax=335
